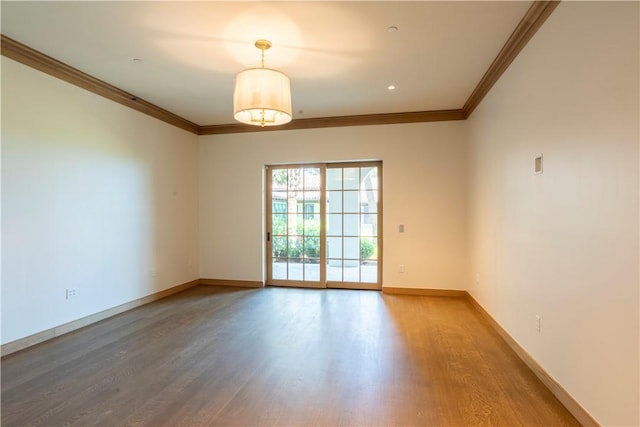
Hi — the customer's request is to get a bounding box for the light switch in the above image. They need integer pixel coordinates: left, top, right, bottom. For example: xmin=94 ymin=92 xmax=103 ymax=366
xmin=399 ymin=224 xmax=405 ymax=233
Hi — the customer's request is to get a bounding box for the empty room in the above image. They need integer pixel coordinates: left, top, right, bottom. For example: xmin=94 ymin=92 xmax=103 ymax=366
xmin=2 ymin=1 xmax=638 ymax=426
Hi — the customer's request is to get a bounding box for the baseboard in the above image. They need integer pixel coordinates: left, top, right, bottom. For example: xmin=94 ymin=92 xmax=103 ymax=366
xmin=199 ymin=278 xmax=264 ymax=288
xmin=1 ymin=279 xmax=200 ymax=357
xmin=466 ymin=294 xmax=600 ymax=427
xmin=382 ymin=286 xmax=467 ymax=297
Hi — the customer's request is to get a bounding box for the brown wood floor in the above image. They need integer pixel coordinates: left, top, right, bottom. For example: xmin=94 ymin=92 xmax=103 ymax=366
xmin=2 ymin=285 xmax=579 ymax=426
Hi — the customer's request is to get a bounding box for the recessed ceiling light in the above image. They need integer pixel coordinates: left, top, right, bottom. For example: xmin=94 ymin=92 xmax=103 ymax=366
xmin=387 ymin=85 xmax=396 ymax=91
xmin=387 ymin=26 xmax=399 ymax=33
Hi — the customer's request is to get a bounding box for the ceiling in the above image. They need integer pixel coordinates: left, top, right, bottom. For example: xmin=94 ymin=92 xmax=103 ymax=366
xmin=1 ymin=1 xmax=535 ymax=129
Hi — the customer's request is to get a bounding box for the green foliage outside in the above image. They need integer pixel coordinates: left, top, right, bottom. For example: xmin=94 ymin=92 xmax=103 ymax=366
xmin=272 ymin=217 xmax=320 ymax=259
xmin=360 ymin=238 xmax=376 ymax=260
xmin=272 ymin=216 xmax=376 ymax=261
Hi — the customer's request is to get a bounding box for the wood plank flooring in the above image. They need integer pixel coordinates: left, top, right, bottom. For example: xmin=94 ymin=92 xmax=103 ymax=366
xmin=2 ymin=285 xmax=579 ymax=426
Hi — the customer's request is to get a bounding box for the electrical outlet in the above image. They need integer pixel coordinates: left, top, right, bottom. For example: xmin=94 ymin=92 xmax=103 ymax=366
xmin=66 ymin=288 xmax=77 ymax=300
xmin=535 ymin=315 xmax=541 ymax=332
xmin=399 ymin=264 xmax=405 ymax=273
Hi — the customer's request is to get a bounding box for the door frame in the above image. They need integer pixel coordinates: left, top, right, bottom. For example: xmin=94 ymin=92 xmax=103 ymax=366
xmin=265 ymin=161 xmax=382 ymax=290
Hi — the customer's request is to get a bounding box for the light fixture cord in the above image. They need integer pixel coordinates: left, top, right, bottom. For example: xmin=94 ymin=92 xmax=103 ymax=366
xmin=261 ymin=48 xmax=265 ymax=68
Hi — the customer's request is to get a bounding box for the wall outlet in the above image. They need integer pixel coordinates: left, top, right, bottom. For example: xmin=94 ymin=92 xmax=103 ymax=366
xmin=535 ymin=314 xmax=541 ymax=332
xmin=66 ymin=288 xmax=77 ymax=300
xmin=399 ymin=264 xmax=405 ymax=273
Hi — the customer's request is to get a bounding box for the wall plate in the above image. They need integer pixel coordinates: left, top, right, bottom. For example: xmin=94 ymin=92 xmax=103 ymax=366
xmin=534 ymin=154 xmax=543 ymax=174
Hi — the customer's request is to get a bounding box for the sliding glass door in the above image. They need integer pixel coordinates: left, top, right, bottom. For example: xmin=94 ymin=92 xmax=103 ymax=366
xmin=266 ymin=162 xmax=381 ymax=290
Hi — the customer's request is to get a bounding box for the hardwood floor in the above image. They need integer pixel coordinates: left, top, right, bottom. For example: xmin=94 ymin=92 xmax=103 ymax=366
xmin=2 ymin=285 xmax=579 ymax=426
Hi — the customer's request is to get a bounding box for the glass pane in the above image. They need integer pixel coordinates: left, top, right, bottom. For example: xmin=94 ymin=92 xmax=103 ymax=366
xmin=327 ymin=191 xmax=342 ymax=213
xmin=327 ymin=237 xmax=342 ymax=259
xmin=360 ymin=189 xmax=378 ymax=214
xmin=294 ymin=214 xmax=305 ymax=236
xmin=272 ymin=192 xmax=287 ymax=215
xmin=327 ymin=214 xmax=342 ymax=236
xmin=343 ymin=214 xmax=359 ymax=236
xmin=288 ymin=169 xmax=303 ymax=190
xmin=304 ymin=237 xmax=320 ymax=259
xmin=343 ymin=259 xmax=360 ymax=282
xmin=327 ymin=168 xmax=342 ymax=190
xmin=360 ymin=216 xmax=375 ymax=236
xmin=304 ymin=168 xmax=321 ymax=190
xmin=362 ymin=213 xmax=377 ymax=236
xmin=360 ymin=237 xmax=377 ymax=260
xmin=305 ymin=191 xmax=320 ymax=212
xmin=273 ymin=201 xmax=286 ymax=214
xmin=287 ymin=191 xmax=300 ymax=213
xmin=360 ymin=260 xmax=378 ymax=283
xmin=343 ymin=168 xmax=359 ymax=190
xmin=304 ymin=214 xmax=320 ymax=237
xmin=304 ymin=260 xmax=320 ymax=281
xmin=288 ymin=236 xmax=302 ymax=258
xmin=343 ymin=237 xmax=359 ymax=259
xmin=343 ymin=190 xmax=359 ymax=213
xmin=303 ymin=204 xmax=318 ymax=226
xmin=272 ymin=260 xmax=287 ymax=280
xmin=327 ymin=259 xmax=342 ymax=281
xmin=272 ymin=169 xmax=287 ymax=190
xmin=272 ymin=214 xmax=287 ymax=235
xmin=303 ymin=202 xmax=313 ymax=219
xmin=272 ymin=236 xmax=287 ymax=259
xmin=288 ymin=258 xmax=303 ymax=280
xmin=361 ymin=167 xmax=378 ymax=190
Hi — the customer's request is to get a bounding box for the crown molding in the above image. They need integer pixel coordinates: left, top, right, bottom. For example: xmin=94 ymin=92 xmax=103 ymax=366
xmin=0 ymin=34 xmax=200 ymax=135
xmin=462 ymin=1 xmax=560 ymax=117
xmin=198 ymin=109 xmax=466 ymax=135
xmin=1 ymin=1 xmax=559 ymax=135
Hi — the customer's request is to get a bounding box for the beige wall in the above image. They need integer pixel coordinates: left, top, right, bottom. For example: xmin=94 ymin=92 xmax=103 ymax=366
xmin=1 ymin=57 xmax=200 ymax=344
xmin=466 ymin=2 xmax=639 ymax=425
xmin=198 ymin=122 xmax=469 ymax=290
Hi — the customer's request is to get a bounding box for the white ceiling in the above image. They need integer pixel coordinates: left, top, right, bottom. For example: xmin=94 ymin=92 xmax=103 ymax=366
xmin=1 ymin=1 xmax=532 ymax=126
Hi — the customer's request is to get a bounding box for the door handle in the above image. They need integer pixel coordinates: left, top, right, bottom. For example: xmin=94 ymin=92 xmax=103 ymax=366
xmin=267 ymin=232 xmax=271 ymax=242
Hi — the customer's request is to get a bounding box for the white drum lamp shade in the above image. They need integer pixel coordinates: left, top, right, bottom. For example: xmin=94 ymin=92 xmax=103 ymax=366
xmin=233 ymin=67 xmax=292 ymax=126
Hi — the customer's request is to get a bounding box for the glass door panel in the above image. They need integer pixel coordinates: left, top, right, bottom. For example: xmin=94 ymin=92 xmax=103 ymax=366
xmin=325 ymin=163 xmax=381 ymax=290
xmin=267 ymin=165 xmax=324 ymax=288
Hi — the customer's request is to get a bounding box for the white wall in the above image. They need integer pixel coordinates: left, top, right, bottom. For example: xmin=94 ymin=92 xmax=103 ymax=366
xmin=199 ymin=122 xmax=468 ymax=290
xmin=466 ymin=2 xmax=639 ymax=425
xmin=1 ymin=57 xmax=200 ymax=344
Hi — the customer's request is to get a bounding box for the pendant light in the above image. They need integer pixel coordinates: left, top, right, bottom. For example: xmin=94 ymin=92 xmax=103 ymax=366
xmin=233 ymin=40 xmax=292 ymax=127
